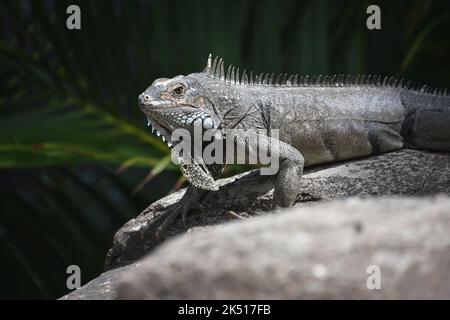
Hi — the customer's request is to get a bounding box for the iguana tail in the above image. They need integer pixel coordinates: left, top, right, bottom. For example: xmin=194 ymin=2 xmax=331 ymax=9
xmin=400 ymin=90 xmax=450 ymax=152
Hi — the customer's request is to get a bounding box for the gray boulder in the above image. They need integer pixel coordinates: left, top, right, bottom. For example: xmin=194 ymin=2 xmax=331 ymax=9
xmin=60 ymin=149 xmax=450 ymax=299
xmin=105 ymin=150 xmax=450 ymax=270
xmin=117 ymin=196 xmax=450 ymax=299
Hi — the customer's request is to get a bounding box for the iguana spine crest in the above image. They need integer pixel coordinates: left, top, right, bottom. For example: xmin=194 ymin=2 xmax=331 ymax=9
xmin=203 ymin=54 xmax=449 ymax=96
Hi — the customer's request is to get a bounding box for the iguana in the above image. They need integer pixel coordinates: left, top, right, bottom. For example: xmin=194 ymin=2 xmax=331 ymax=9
xmin=138 ymin=54 xmax=450 ymax=231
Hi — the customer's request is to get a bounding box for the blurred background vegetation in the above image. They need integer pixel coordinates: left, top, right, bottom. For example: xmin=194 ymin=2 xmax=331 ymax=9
xmin=0 ymin=0 xmax=449 ymax=299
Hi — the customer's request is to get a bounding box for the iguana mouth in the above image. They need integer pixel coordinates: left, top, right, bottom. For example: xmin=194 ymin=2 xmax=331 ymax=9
xmin=146 ymin=116 xmax=176 ymax=148
xmin=141 ymin=102 xmax=215 ymax=149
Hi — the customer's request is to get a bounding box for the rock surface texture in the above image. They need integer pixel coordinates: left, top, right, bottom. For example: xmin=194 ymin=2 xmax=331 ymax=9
xmin=61 ymin=150 xmax=450 ymax=300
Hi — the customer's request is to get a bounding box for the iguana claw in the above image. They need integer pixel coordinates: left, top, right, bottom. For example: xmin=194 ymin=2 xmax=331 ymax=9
xmin=155 ymin=197 xmax=205 ymax=238
xmin=154 ymin=191 xmax=205 ymax=238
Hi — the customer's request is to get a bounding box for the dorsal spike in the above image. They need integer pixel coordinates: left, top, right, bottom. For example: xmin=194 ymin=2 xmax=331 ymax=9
xmin=275 ymin=74 xmax=282 ymax=85
xmin=420 ymin=84 xmax=427 ymax=92
xmin=376 ymin=75 xmax=381 ymax=85
xmin=386 ymin=76 xmax=395 ymax=86
xmin=235 ymin=67 xmax=240 ymax=84
xmin=385 ymin=77 xmax=391 ymax=86
xmin=331 ymin=74 xmax=339 ymax=87
xmin=316 ymin=75 xmax=322 ymax=85
xmin=226 ymin=65 xmax=232 ymax=82
xmin=405 ymin=80 xmax=414 ymax=89
xmin=281 ymin=73 xmax=287 ymax=85
xmin=363 ymin=75 xmax=368 ymax=85
xmin=287 ymin=74 xmax=295 ymax=86
xmin=372 ymin=75 xmax=377 ymax=85
xmin=263 ymin=73 xmax=270 ymax=85
xmin=345 ymin=75 xmax=352 ymax=85
xmin=335 ymin=74 xmax=341 ymax=86
xmin=330 ymin=75 xmax=337 ymax=86
xmin=303 ymin=75 xmax=309 ymax=86
xmin=376 ymin=75 xmax=382 ymax=85
xmin=330 ymin=75 xmax=336 ymax=85
xmin=362 ymin=75 xmax=369 ymax=85
xmin=398 ymin=79 xmax=405 ymax=88
xmin=230 ymin=67 xmax=236 ymax=84
xmin=211 ymin=56 xmax=219 ymax=76
xmin=293 ymin=74 xmax=299 ymax=86
xmin=269 ymin=73 xmax=275 ymax=85
xmin=216 ymin=58 xmax=223 ymax=78
xmin=218 ymin=59 xmax=224 ymax=79
xmin=257 ymin=73 xmax=263 ymax=84
xmin=405 ymin=80 xmax=412 ymax=89
xmin=249 ymin=71 xmax=254 ymax=85
xmin=242 ymin=69 xmax=248 ymax=84
xmin=204 ymin=53 xmax=212 ymax=73
xmin=345 ymin=74 xmax=351 ymax=85
xmin=392 ymin=79 xmax=399 ymax=87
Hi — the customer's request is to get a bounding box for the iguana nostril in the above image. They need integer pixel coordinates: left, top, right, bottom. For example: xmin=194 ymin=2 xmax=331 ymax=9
xmin=139 ymin=94 xmax=151 ymax=105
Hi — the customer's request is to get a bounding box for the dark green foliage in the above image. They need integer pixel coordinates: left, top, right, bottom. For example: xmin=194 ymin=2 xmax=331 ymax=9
xmin=0 ymin=0 xmax=449 ymax=299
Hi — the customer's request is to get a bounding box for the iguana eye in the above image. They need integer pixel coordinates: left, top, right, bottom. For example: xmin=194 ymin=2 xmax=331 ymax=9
xmin=172 ymin=85 xmax=185 ymax=97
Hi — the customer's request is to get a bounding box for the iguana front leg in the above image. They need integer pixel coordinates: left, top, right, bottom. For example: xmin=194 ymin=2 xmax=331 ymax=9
xmin=234 ymin=130 xmax=305 ymax=208
xmin=272 ymin=144 xmax=304 ymax=208
xmin=177 ymin=154 xmax=219 ymax=191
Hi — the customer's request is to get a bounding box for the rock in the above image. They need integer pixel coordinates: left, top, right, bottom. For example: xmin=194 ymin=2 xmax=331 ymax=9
xmin=60 ymin=262 xmax=139 ymax=300
xmin=117 ymin=196 xmax=450 ymax=299
xmin=104 ymin=150 xmax=450 ymax=270
xmin=60 ymin=149 xmax=450 ymax=300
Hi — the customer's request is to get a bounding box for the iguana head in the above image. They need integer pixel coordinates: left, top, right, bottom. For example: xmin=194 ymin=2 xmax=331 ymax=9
xmin=138 ymin=75 xmax=217 ymax=147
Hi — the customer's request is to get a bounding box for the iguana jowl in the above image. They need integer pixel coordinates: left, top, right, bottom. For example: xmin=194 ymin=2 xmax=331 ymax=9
xmin=138 ymin=54 xmax=450 ymax=228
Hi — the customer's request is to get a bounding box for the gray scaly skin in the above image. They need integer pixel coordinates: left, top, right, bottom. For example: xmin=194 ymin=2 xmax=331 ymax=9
xmin=138 ymin=54 xmax=450 ymax=232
